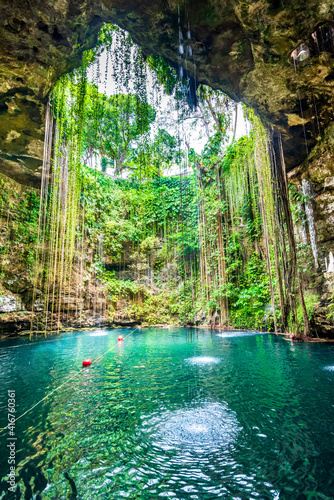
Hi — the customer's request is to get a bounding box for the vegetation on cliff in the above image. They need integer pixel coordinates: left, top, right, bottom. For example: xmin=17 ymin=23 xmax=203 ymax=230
xmin=0 ymin=24 xmax=327 ymax=337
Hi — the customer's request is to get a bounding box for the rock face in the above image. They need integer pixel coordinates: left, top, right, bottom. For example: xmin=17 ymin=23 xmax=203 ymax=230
xmin=0 ymin=293 xmax=24 ymax=313
xmin=311 ymin=272 xmax=334 ymax=337
xmin=288 ymin=122 xmax=334 ymax=260
xmin=0 ymin=0 xmax=334 ymax=184
xmin=288 ymin=127 xmax=334 ymax=338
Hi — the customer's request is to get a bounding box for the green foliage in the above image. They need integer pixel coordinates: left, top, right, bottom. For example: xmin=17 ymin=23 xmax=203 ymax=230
xmin=146 ymin=55 xmax=177 ymax=95
xmin=81 ymin=166 xmax=199 ymax=251
xmin=82 ymin=24 xmax=124 ymax=68
xmin=289 ymin=184 xmax=308 ymax=225
xmin=131 ymin=129 xmax=182 ymax=177
xmin=2 ymin=20 xmax=319 ymax=336
xmin=229 ymin=252 xmax=271 ymax=329
xmin=58 ymin=83 xmax=157 ymax=178
xmin=0 ymin=181 xmax=39 ymax=255
xmin=0 ymin=179 xmax=40 ymax=295
xmin=99 ymin=270 xmax=142 ymax=301
xmin=296 ymin=292 xmax=319 ymax=330
xmin=327 ymin=295 xmax=334 ymax=323
xmin=130 ymin=290 xmax=181 ymax=325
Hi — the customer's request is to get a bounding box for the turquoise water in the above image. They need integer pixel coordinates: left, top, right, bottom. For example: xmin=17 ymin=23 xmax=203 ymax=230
xmin=0 ymin=328 xmax=334 ymax=499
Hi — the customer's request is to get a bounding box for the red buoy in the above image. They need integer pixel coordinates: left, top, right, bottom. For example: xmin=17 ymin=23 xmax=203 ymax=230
xmin=118 ymin=335 xmax=123 ymax=341
xmin=82 ymin=359 xmax=92 ymax=367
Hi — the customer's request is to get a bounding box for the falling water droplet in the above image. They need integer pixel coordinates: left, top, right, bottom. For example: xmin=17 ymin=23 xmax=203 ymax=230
xmin=297 ymin=203 xmax=308 ymax=244
xmin=302 ymin=179 xmax=318 ymax=268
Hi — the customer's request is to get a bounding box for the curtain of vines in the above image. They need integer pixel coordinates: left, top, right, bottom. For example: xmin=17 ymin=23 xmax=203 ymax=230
xmin=30 ymin=26 xmax=155 ymax=333
xmin=29 ymin=20 xmax=312 ymax=335
xmin=196 ymin=109 xmax=311 ymax=335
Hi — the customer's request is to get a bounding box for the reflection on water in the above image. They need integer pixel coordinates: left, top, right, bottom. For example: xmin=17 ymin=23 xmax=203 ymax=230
xmin=184 ymin=356 xmax=221 ymax=366
xmin=0 ymin=328 xmax=334 ymax=499
xmin=89 ymin=331 xmax=110 ymax=337
xmin=217 ymin=331 xmax=262 ymax=338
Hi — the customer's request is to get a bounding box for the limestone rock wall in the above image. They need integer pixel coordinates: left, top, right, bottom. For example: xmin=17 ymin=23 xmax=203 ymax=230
xmin=288 ymin=122 xmax=334 ymax=338
xmin=288 ymin=122 xmax=334 ymax=261
xmin=0 ymin=0 xmax=334 ymax=184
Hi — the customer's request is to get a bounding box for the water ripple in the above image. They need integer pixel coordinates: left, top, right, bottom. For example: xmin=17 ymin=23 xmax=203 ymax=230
xmin=217 ymin=331 xmax=262 ymax=338
xmin=89 ymin=331 xmax=110 ymax=337
xmin=1 ymin=327 xmax=334 ymax=499
xmin=184 ymin=356 xmax=221 ymax=366
xmin=143 ymin=402 xmax=241 ymax=455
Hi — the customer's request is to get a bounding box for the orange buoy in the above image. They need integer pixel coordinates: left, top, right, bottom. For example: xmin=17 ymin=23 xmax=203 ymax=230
xmin=118 ymin=335 xmax=123 ymax=341
xmin=82 ymin=359 xmax=92 ymax=367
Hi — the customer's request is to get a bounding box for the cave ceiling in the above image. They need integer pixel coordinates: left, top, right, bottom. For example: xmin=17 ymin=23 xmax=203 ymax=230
xmin=0 ymin=0 xmax=333 ymax=185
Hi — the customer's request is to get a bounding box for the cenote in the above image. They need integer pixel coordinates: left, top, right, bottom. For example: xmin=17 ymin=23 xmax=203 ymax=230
xmin=0 ymin=328 xmax=334 ymax=499
xmin=1 ymin=2 xmax=334 ymax=499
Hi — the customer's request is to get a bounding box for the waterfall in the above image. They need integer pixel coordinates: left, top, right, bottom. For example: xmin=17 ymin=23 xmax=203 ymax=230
xmin=302 ymin=179 xmax=318 ymax=268
xmin=297 ymin=203 xmax=308 ymax=244
xmin=326 ymin=251 xmax=334 ymax=272
xmin=177 ymin=2 xmax=197 ymax=110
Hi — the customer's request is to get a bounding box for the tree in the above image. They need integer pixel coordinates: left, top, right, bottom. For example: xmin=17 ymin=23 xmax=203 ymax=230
xmin=82 ymin=84 xmax=156 ymax=177
xmin=128 ymin=128 xmax=183 ymax=178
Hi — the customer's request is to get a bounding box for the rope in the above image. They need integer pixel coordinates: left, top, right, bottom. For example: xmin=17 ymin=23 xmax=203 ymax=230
xmin=0 ymin=328 xmax=138 ymax=435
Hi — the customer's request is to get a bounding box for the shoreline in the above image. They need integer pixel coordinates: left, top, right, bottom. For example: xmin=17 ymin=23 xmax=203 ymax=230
xmin=1 ymin=324 xmax=334 ymax=343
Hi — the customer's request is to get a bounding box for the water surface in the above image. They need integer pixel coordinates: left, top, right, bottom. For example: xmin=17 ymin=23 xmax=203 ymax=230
xmin=0 ymin=328 xmax=333 ymax=499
